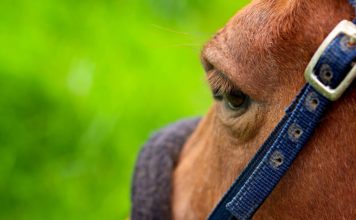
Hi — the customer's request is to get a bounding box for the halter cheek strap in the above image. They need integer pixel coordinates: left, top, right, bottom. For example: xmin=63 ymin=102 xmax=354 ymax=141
xmin=208 ymin=5 xmax=356 ymax=220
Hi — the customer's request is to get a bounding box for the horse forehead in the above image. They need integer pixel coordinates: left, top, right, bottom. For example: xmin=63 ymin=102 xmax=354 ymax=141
xmin=203 ymin=2 xmax=305 ymax=99
xmin=212 ymin=1 xmax=307 ymax=57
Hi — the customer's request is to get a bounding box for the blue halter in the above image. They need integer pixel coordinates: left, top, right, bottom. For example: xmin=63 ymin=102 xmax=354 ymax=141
xmin=208 ymin=2 xmax=356 ymax=220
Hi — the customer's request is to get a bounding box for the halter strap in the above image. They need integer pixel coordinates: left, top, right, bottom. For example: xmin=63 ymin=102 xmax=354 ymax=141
xmin=349 ymin=0 xmax=356 ymax=8
xmin=208 ymin=3 xmax=356 ymax=220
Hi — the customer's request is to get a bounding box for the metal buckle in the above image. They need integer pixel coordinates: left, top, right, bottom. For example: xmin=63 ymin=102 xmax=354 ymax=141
xmin=305 ymin=20 xmax=356 ymax=101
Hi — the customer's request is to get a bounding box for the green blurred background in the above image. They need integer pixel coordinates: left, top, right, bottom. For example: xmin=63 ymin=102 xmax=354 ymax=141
xmin=0 ymin=0 xmax=249 ymax=219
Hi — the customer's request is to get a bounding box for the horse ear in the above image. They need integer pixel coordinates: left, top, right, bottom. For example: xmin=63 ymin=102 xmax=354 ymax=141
xmin=131 ymin=117 xmax=200 ymax=220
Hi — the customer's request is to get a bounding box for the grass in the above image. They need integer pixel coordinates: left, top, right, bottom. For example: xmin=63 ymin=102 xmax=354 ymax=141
xmin=0 ymin=0 xmax=249 ymax=219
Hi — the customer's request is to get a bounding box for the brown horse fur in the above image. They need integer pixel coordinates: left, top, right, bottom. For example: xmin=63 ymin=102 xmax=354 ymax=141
xmin=172 ymin=0 xmax=356 ymax=219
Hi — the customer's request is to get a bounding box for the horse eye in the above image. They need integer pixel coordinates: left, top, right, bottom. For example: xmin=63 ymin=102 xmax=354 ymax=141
xmin=224 ymin=90 xmax=248 ymax=110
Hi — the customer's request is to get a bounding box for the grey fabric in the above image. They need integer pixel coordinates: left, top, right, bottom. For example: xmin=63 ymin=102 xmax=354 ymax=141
xmin=131 ymin=118 xmax=201 ymax=220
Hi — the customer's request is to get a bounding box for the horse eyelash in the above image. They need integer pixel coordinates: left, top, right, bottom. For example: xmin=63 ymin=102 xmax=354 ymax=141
xmin=207 ymin=71 xmax=237 ymax=99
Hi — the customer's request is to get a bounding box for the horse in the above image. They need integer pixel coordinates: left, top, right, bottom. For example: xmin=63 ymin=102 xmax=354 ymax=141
xmin=132 ymin=0 xmax=356 ymax=219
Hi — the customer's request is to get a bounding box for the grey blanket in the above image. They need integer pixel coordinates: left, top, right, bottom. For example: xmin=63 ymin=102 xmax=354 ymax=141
xmin=131 ymin=118 xmax=201 ymax=220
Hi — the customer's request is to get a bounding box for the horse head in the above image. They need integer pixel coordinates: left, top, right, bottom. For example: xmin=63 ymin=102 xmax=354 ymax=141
xmin=173 ymin=0 xmax=356 ymax=219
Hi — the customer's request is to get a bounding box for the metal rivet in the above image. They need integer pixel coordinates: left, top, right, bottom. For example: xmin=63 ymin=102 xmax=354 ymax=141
xmin=319 ymin=64 xmax=333 ymax=85
xmin=340 ymin=35 xmax=356 ymax=51
xmin=270 ymin=151 xmax=284 ymax=168
xmin=288 ymin=123 xmax=303 ymax=142
xmin=311 ymin=98 xmax=319 ymax=106
xmin=348 ymin=38 xmax=356 ymax=47
xmin=305 ymin=92 xmax=319 ymax=112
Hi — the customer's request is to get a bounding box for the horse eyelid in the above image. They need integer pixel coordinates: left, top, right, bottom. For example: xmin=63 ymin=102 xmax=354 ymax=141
xmin=207 ymin=70 xmax=237 ymax=95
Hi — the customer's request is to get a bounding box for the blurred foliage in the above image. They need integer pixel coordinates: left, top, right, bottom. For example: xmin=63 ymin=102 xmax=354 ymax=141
xmin=0 ymin=0 xmax=249 ymax=219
